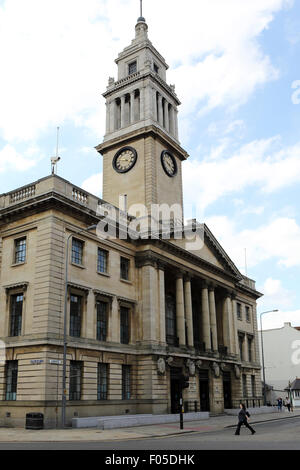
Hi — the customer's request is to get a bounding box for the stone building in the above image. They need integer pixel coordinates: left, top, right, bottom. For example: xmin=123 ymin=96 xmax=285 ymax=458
xmin=0 ymin=14 xmax=262 ymax=428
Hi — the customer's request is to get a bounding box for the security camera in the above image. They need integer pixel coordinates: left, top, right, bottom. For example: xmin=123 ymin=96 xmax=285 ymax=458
xmin=51 ymin=156 xmax=61 ymax=164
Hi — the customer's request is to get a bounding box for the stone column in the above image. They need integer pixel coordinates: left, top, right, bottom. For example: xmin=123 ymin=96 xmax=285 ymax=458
xmin=201 ymin=283 xmax=211 ymax=351
xmin=141 ymin=264 xmax=158 ymax=344
xmin=242 ymin=334 xmax=248 ymax=363
xmin=208 ymin=286 xmax=218 ymax=352
xmin=184 ymin=277 xmax=194 ymax=347
xmin=105 ymin=100 xmax=110 ymax=134
xmin=175 ymin=108 xmax=179 ymax=138
xmin=158 ymin=94 xmax=163 ymax=126
xmin=169 ymin=106 xmax=174 ymax=135
xmin=223 ymin=293 xmax=234 ymax=354
xmin=110 ymin=296 xmax=120 ymax=343
xmin=120 ymin=95 xmax=126 ymax=128
xmin=140 ymin=87 xmax=145 ymax=120
xmin=153 ymin=89 xmax=158 ymax=122
xmin=158 ymin=265 xmax=166 ymax=344
xmin=231 ymin=294 xmax=239 ymax=356
xmin=164 ymin=100 xmax=169 ymax=132
xmin=176 ymin=274 xmax=186 ymax=346
xmin=110 ymin=100 xmax=115 ymax=132
xmin=130 ymin=91 xmax=135 ymax=124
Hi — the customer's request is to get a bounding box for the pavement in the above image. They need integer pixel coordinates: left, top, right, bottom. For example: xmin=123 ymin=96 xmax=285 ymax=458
xmin=0 ymin=409 xmax=299 ymax=442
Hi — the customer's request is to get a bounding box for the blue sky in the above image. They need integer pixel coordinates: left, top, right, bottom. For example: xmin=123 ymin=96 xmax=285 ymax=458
xmin=0 ymin=0 xmax=300 ymax=329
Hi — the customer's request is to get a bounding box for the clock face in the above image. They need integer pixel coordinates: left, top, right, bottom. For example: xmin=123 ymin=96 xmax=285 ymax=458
xmin=113 ymin=147 xmax=138 ymax=174
xmin=161 ymin=151 xmax=177 ymax=177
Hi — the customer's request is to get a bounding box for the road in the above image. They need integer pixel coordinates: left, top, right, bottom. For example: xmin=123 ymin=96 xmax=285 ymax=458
xmin=0 ymin=415 xmax=299 ymax=450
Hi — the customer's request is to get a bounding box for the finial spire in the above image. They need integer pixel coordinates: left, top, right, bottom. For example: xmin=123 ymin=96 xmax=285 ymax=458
xmin=137 ymin=0 xmax=146 ymax=22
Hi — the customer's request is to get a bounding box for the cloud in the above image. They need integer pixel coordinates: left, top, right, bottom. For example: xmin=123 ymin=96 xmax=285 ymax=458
xmin=0 ymin=0 xmax=292 ymax=143
xmin=0 ymin=144 xmax=39 ymax=174
xmin=183 ymin=137 xmax=300 ymax=212
xmin=81 ymin=173 xmax=102 ymax=198
xmin=205 ymin=215 xmax=300 ymax=270
xmin=260 ymin=278 xmax=295 ymax=309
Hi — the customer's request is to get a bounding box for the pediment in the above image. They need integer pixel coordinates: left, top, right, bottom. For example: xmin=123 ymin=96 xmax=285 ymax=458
xmin=170 ymin=223 xmax=242 ymax=278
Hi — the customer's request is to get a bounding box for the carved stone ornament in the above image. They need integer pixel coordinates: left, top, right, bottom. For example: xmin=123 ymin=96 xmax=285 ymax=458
xmin=234 ymin=365 xmax=241 ymax=379
xmin=220 ymin=362 xmax=226 ymax=372
xmin=212 ymin=362 xmax=220 ymax=378
xmin=157 ymin=358 xmax=166 ymax=375
xmin=186 ymin=359 xmax=196 ymax=377
xmin=166 ymin=357 xmax=174 ymax=366
xmin=196 ymin=360 xmax=203 ymax=369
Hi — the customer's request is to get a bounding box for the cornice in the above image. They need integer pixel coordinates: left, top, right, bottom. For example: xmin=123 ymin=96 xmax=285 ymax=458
xmin=96 ymin=124 xmax=189 ymax=160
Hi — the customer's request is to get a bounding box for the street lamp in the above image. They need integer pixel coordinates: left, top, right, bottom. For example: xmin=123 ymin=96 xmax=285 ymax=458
xmin=260 ymin=309 xmax=279 ymax=406
xmin=61 ymin=224 xmax=97 ymax=428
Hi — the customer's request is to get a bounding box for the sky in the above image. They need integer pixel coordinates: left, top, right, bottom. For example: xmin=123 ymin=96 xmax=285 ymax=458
xmin=0 ymin=0 xmax=300 ymax=330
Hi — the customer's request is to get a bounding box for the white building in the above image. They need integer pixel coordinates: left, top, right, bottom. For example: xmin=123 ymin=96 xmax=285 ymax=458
xmin=258 ymin=322 xmax=300 ymax=406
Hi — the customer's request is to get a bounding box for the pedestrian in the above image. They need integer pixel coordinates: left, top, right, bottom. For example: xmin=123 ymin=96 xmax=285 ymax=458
xmin=277 ymin=397 xmax=283 ymax=411
xmin=285 ymin=397 xmax=291 ymax=412
xmin=234 ymin=403 xmax=256 ymax=435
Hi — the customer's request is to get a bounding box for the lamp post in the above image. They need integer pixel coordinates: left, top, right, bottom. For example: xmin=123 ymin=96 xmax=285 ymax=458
xmin=260 ymin=309 xmax=279 ymax=406
xmin=61 ymin=224 xmax=97 ymax=428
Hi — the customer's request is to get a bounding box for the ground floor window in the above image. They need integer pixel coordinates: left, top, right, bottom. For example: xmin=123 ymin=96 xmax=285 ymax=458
xmin=5 ymin=361 xmax=18 ymax=401
xmin=69 ymin=361 xmax=82 ymax=401
xmin=242 ymin=374 xmax=248 ymax=397
xmin=98 ymin=363 xmax=108 ymax=400
xmin=122 ymin=365 xmax=131 ymax=400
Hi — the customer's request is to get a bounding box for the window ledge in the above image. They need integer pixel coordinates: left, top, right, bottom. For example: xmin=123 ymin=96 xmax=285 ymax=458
xmin=97 ymin=271 xmax=110 ymax=278
xmin=71 ymin=262 xmax=86 ymax=269
xmin=120 ymin=278 xmax=132 ymax=285
xmin=11 ymin=262 xmax=26 ymax=268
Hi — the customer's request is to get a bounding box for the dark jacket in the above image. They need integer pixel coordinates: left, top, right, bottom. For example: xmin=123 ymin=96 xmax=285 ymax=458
xmin=238 ymin=409 xmax=249 ymax=422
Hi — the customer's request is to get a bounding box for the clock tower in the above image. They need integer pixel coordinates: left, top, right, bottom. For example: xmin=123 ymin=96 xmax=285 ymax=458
xmin=96 ymin=13 xmax=189 ymax=218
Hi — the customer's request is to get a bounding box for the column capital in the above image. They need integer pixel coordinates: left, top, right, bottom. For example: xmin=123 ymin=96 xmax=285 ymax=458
xmin=183 ymin=272 xmax=192 ymax=283
xmin=208 ymin=282 xmax=216 ymax=292
xmin=200 ymin=279 xmax=209 ymax=289
xmin=175 ymin=271 xmax=184 ymax=280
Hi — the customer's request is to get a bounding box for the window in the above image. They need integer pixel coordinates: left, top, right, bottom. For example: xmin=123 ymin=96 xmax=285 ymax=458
xmin=69 ymin=361 xmax=82 ymax=401
xmin=166 ymin=294 xmax=177 ymax=346
xmin=251 ymin=375 xmax=256 ymax=397
xmin=72 ymin=238 xmax=84 ymax=265
xmin=154 ymin=63 xmax=159 ymax=74
xmin=245 ymin=306 xmax=251 ymax=323
xmin=5 ymin=361 xmax=18 ymax=401
xmin=248 ymin=337 xmax=252 ymax=362
xmin=120 ymin=307 xmax=130 ymax=344
xmin=242 ymin=374 xmax=247 ymax=397
xmin=237 ymin=303 xmax=242 ymax=320
xmin=120 ymin=257 xmax=130 ymax=281
xmin=128 ymin=61 xmax=137 ymax=75
xmin=10 ymin=294 xmax=23 ymax=337
xmin=98 ymin=364 xmax=108 ymax=400
xmin=14 ymin=238 xmax=26 ymax=264
xmin=70 ymin=295 xmax=82 ymax=337
xmin=97 ymin=301 xmax=108 ymax=342
xmin=98 ymin=248 xmax=108 ymax=274
xmin=122 ymin=365 xmax=131 ymax=400
xmin=239 ymin=335 xmax=244 ymax=361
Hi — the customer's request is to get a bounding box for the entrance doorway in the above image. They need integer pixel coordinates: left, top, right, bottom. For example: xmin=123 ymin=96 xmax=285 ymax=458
xmin=170 ymin=368 xmax=182 ymax=414
xmin=223 ymin=372 xmax=232 ymax=409
xmin=199 ymin=370 xmax=210 ymax=412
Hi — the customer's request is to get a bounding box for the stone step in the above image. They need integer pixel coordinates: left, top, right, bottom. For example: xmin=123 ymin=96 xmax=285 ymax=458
xmin=72 ymin=411 xmax=210 ymax=429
